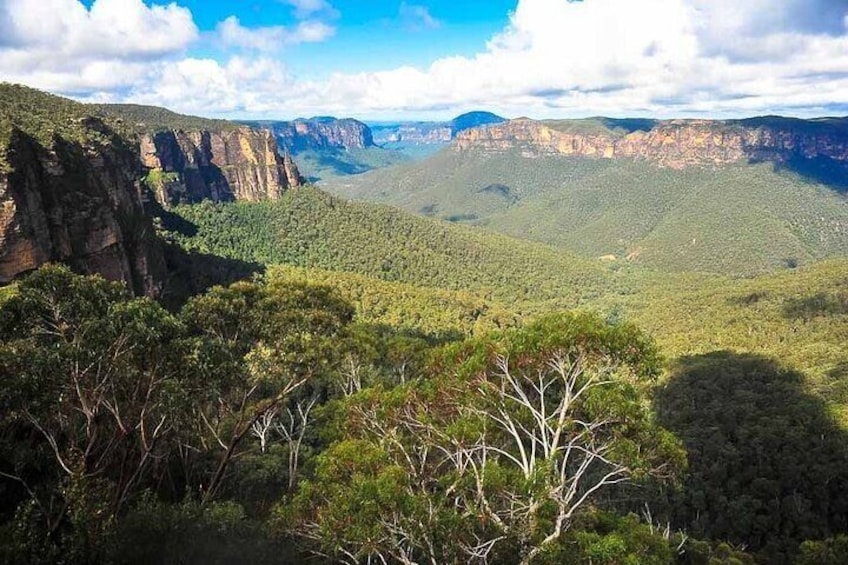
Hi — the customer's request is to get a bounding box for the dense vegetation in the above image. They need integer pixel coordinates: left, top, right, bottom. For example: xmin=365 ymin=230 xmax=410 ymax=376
xmin=163 ymin=189 xmax=848 ymax=384
xmin=0 ymin=83 xmax=238 ymax=173
xmin=324 ymin=148 xmax=848 ymax=274
xmin=3 ymin=264 xmax=847 ymax=563
xmin=294 ymin=146 xmax=412 ymax=182
xmin=4 ymin=83 xmax=848 ymax=564
xmin=166 ymin=188 xmax=614 ymax=307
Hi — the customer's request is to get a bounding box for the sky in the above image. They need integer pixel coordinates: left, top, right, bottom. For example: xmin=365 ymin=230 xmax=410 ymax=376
xmin=1 ymin=0 xmax=848 ymax=120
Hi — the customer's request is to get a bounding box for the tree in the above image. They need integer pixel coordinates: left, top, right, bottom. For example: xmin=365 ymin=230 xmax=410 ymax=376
xmin=0 ymin=265 xmax=183 ymax=557
xmin=285 ymin=313 xmax=685 ymax=564
xmin=177 ymin=279 xmax=354 ymax=504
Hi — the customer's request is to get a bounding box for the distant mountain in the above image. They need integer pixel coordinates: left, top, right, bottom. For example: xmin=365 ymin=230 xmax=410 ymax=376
xmin=325 ymin=115 xmax=848 ymax=275
xmin=370 ymin=111 xmax=506 ymax=145
xmin=242 ymin=117 xmax=375 ymax=152
xmin=450 ymin=111 xmax=507 ymax=134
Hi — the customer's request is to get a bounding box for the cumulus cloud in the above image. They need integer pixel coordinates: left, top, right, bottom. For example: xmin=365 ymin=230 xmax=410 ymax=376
xmin=217 ymin=16 xmax=334 ymax=52
xmin=287 ymin=0 xmax=848 ymax=118
xmin=0 ymin=0 xmax=197 ymax=93
xmin=2 ymin=0 xmax=848 ymax=119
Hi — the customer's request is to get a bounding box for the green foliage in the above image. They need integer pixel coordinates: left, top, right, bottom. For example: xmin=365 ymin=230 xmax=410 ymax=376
xmin=89 ymin=103 xmax=238 ymax=134
xmin=167 ymin=188 xmax=614 ymax=307
xmin=325 ymin=148 xmax=848 ymax=274
xmin=654 ymin=352 xmax=848 ymax=564
xmin=294 ymin=146 xmax=411 ymax=181
xmin=795 ymin=535 xmax=848 ymax=565
xmin=264 ymin=264 xmax=517 ymax=337
xmin=536 ymin=512 xmax=674 ymax=565
xmin=284 ymin=313 xmax=685 ymax=563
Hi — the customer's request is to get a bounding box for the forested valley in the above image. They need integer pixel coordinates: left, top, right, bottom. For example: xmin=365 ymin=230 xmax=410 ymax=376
xmin=2 ymin=84 xmax=848 ymax=565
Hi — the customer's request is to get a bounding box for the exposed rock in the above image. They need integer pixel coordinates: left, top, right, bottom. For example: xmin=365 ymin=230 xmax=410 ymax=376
xmin=140 ymin=127 xmax=303 ymax=206
xmin=454 ymin=117 xmax=848 ymax=169
xmin=248 ymin=117 xmax=375 ymax=152
xmin=0 ymin=124 xmax=166 ymax=296
xmin=372 ymin=124 xmax=452 ymax=145
xmin=371 ymin=112 xmax=506 ymax=145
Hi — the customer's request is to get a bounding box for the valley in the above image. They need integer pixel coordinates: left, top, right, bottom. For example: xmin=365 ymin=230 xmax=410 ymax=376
xmin=1 ymin=83 xmax=847 ymax=565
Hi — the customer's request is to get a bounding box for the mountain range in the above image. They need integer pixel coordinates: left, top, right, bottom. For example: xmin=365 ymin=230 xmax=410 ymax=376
xmin=326 ymin=116 xmax=848 ymax=274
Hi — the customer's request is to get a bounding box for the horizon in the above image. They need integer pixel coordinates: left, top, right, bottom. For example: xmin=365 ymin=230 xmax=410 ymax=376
xmin=7 ymin=82 xmax=848 ymax=125
xmin=1 ymin=1 xmax=848 ymax=121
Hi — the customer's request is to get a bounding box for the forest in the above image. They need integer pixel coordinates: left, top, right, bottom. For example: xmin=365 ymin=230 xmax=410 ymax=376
xmin=2 ymin=251 xmax=847 ymax=563
xmin=2 ymin=84 xmax=848 ymax=565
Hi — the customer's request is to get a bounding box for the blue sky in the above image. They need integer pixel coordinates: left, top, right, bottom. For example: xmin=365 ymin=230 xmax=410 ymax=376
xmin=2 ymin=1 xmax=848 ymax=120
xmin=76 ymin=0 xmax=517 ymax=77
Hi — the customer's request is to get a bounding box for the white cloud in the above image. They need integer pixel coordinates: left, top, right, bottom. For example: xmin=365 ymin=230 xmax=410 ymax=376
xmin=2 ymin=0 xmax=848 ymax=119
xmin=3 ymin=0 xmax=197 ymax=58
xmin=0 ymin=0 xmax=196 ymax=93
xmin=216 ymin=16 xmax=334 ymax=52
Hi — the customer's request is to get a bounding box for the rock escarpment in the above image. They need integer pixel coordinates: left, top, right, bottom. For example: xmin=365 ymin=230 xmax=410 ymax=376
xmin=371 ymin=112 xmax=506 ymax=145
xmin=139 ymin=127 xmax=303 ymax=206
xmin=455 ymin=117 xmax=848 ymax=169
xmin=249 ymin=117 xmax=375 ymax=152
xmin=0 ymin=119 xmax=166 ymax=295
xmin=0 ymin=84 xmax=304 ymax=295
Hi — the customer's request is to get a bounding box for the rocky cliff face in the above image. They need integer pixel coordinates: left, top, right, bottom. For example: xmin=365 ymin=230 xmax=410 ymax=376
xmin=140 ymin=127 xmax=303 ymax=206
xmin=257 ymin=118 xmax=374 ymax=152
xmin=371 ymin=112 xmax=506 ymax=145
xmin=372 ymin=124 xmax=452 ymax=145
xmin=455 ymin=118 xmax=848 ymax=169
xmin=0 ymin=121 xmax=166 ymax=296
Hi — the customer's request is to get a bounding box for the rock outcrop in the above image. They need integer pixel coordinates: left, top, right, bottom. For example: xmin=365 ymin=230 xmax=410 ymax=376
xmin=455 ymin=117 xmax=848 ymax=169
xmin=371 ymin=112 xmax=506 ymax=146
xmin=250 ymin=117 xmax=375 ymax=152
xmin=0 ymin=121 xmax=166 ymax=296
xmin=0 ymin=84 xmax=305 ymax=296
xmin=140 ymin=127 xmax=303 ymax=206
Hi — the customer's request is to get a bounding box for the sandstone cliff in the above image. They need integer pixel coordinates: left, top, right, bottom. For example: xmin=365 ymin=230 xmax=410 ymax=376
xmin=139 ymin=127 xmax=303 ymax=206
xmin=454 ymin=117 xmax=848 ymax=169
xmin=0 ymin=119 xmax=166 ymax=295
xmin=249 ymin=117 xmax=375 ymax=152
xmin=0 ymin=84 xmax=303 ymax=295
xmin=371 ymin=112 xmax=506 ymax=146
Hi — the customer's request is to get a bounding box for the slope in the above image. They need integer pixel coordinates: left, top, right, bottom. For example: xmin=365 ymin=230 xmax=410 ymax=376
xmin=164 ymin=187 xmax=617 ymax=308
xmin=323 ymin=147 xmax=848 ymax=274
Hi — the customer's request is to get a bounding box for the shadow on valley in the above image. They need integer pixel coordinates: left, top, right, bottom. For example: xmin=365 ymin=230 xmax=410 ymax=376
xmin=654 ymin=351 xmax=848 ymax=563
xmin=159 ymin=243 xmax=264 ymax=311
xmin=774 ymin=156 xmax=848 ymax=194
xmin=782 ymin=292 xmax=848 ymax=321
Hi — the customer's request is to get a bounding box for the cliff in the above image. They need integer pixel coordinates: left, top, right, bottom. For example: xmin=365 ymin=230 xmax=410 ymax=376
xmin=139 ymin=127 xmax=303 ymax=206
xmin=0 ymin=84 xmax=303 ymax=295
xmin=0 ymin=116 xmax=166 ymax=296
xmin=455 ymin=117 xmax=848 ymax=169
xmin=371 ymin=112 xmax=506 ymax=145
xmin=247 ymin=117 xmax=375 ymax=152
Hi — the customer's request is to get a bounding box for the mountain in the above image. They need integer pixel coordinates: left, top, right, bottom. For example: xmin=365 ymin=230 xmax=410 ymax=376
xmin=455 ymin=116 xmax=848 ymax=174
xmin=326 ymin=117 xmax=848 ymax=274
xmin=0 ymin=84 xmax=302 ymax=293
xmin=450 ymin=111 xmax=507 ymax=134
xmin=370 ymin=111 xmax=506 ymax=146
xmin=244 ymin=117 xmax=375 ymax=152
xmin=244 ymin=117 xmax=412 ymax=182
xmin=166 ymin=187 xmax=614 ymax=308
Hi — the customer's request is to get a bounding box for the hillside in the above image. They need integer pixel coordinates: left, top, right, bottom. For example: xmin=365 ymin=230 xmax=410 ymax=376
xmin=164 ymin=187 xmax=615 ymax=307
xmin=325 ymin=147 xmax=848 ymax=274
xmin=160 ymin=186 xmax=848 ymax=383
